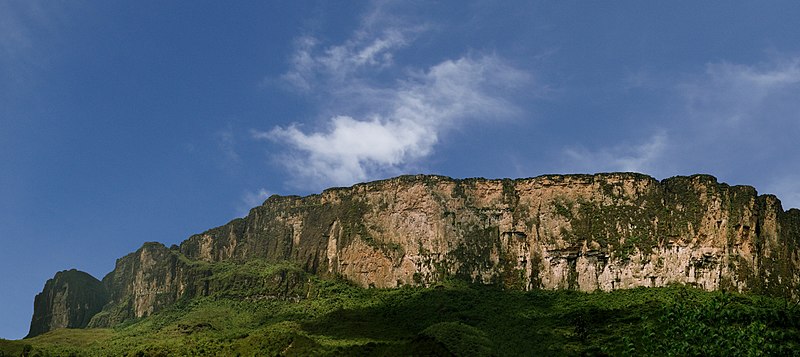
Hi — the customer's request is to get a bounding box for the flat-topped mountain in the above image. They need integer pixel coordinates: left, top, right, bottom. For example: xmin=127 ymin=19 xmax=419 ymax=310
xmin=27 ymin=173 xmax=800 ymax=337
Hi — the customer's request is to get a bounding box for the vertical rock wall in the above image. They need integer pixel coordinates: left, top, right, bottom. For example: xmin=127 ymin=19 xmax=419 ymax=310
xmin=29 ymin=173 xmax=800 ymax=334
xmin=178 ymin=174 xmax=800 ymax=298
xmin=27 ymin=269 xmax=108 ymax=338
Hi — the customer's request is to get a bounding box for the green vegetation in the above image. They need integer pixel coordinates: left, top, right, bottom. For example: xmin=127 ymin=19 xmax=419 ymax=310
xmin=5 ymin=261 xmax=800 ymax=356
xmin=0 ymin=339 xmax=26 ymax=357
xmin=13 ymin=174 xmax=800 ymax=355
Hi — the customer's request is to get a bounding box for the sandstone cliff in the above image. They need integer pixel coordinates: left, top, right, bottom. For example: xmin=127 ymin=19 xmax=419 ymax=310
xmin=85 ymin=242 xmax=210 ymax=327
xmin=85 ymin=243 xmax=309 ymax=328
xmin=178 ymin=174 xmax=800 ymax=296
xmin=27 ymin=269 xmax=108 ymax=338
xmin=28 ymin=173 xmax=800 ymax=335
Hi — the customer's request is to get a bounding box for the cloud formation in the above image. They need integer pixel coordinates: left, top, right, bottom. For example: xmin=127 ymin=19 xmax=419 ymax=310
xmin=264 ymin=56 xmax=527 ymax=186
xmin=260 ymin=7 xmax=529 ymax=188
xmin=675 ymin=58 xmax=800 ymax=180
xmin=563 ymin=131 xmax=668 ymax=175
xmin=561 ymin=56 xmax=800 ymax=208
xmin=215 ymin=126 xmax=240 ymax=165
xmin=0 ymin=2 xmax=72 ymax=87
xmin=681 ymin=58 xmax=800 ymax=127
xmin=691 ymin=58 xmax=800 ymax=209
xmin=281 ymin=29 xmax=412 ymax=93
xmin=238 ymin=188 xmax=271 ymax=216
xmin=280 ymin=2 xmax=424 ymax=95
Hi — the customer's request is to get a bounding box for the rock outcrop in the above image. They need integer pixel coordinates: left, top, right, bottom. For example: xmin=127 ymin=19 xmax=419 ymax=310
xmin=27 ymin=269 xmax=108 ymax=338
xmin=28 ymin=173 xmax=800 ymax=335
xmin=86 ymin=242 xmax=211 ymax=327
xmin=178 ymin=174 xmax=800 ymax=296
xmin=86 ymin=242 xmax=310 ymax=328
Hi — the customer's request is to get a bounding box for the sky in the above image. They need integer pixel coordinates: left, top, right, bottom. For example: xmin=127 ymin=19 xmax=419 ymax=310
xmin=2 ymin=1 xmax=800 ymax=339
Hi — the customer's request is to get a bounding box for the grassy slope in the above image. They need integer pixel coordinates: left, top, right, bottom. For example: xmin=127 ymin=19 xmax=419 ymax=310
xmin=4 ymin=262 xmax=800 ymax=356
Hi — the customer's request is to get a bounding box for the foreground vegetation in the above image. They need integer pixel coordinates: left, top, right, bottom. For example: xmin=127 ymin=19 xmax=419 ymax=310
xmin=3 ymin=262 xmax=800 ymax=356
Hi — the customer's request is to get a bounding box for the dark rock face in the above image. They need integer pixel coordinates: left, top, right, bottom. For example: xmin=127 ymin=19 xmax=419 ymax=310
xmin=28 ymin=174 xmax=800 ymax=334
xmin=87 ymin=242 xmax=210 ymax=327
xmin=26 ymin=269 xmax=108 ymax=338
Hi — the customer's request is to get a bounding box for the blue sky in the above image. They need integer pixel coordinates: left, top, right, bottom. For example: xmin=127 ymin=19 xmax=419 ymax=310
xmin=2 ymin=1 xmax=800 ymax=339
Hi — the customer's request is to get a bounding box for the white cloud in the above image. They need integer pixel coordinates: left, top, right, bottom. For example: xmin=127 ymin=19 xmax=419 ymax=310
xmin=262 ymin=55 xmax=528 ymax=187
xmin=265 ymin=116 xmax=433 ymax=185
xmin=280 ymin=22 xmax=420 ymax=93
xmin=563 ymin=131 xmax=668 ymax=176
xmin=260 ymin=3 xmax=531 ymax=189
xmin=278 ymin=0 xmax=430 ymax=94
xmin=560 ymin=56 xmax=800 ymax=187
xmin=670 ymin=58 xmax=800 ymax=184
xmin=560 ymin=56 xmax=800 ymax=212
xmin=680 ymin=58 xmax=800 ymax=127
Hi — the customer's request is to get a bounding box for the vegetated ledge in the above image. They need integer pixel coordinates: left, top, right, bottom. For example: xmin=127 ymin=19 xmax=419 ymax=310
xmin=25 ymin=172 xmax=800 ymax=338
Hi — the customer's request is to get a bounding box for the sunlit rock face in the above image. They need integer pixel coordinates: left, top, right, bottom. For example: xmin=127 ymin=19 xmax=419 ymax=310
xmin=29 ymin=173 xmax=800 ymax=334
xmin=181 ymin=173 xmax=799 ymax=297
xmin=85 ymin=242 xmax=211 ymax=328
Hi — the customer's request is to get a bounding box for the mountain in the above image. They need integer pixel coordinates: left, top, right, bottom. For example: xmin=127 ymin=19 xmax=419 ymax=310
xmin=26 ymin=269 xmax=107 ymax=338
xmin=27 ymin=173 xmax=800 ymax=337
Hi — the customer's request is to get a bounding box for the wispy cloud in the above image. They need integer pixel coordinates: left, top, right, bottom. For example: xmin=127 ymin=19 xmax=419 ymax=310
xmin=237 ymin=188 xmax=271 ymax=216
xmin=0 ymin=1 xmax=71 ymax=87
xmin=262 ymin=55 xmax=527 ymax=187
xmin=674 ymin=57 xmax=800 ymax=177
xmin=680 ymin=58 xmax=800 ymax=127
xmin=281 ymin=28 xmax=415 ymax=93
xmin=258 ymin=3 xmax=531 ymax=189
xmin=215 ymin=126 xmax=240 ymax=165
xmin=563 ymin=131 xmax=668 ymax=175
xmin=686 ymin=57 xmax=800 ymax=209
xmin=280 ymin=2 xmax=424 ymax=94
xmin=560 ymin=56 xmax=800 ymax=209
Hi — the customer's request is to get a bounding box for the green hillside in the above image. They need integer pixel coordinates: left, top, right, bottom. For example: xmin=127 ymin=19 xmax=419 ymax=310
xmin=5 ymin=260 xmax=800 ymax=356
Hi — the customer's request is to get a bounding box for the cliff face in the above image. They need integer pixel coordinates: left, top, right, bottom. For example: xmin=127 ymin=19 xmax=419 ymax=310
xmin=29 ymin=173 xmax=800 ymax=334
xmin=86 ymin=242 xmax=211 ymax=327
xmin=178 ymin=174 xmax=800 ymax=297
xmin=86 ymin=243 xmax=311 ymax=328
xmin=27 ymin=269 xmax=108 ymax=338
